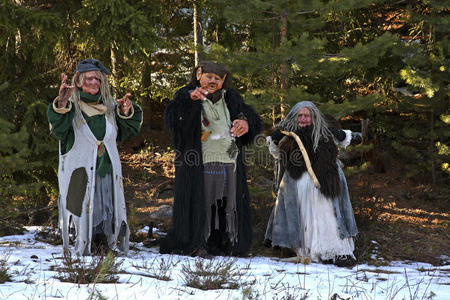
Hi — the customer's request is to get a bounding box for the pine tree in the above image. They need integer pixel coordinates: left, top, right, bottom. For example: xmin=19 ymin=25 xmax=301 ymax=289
xmin=0 ymin=117 xmax=37 ymax=233
xmin=0 ymin=1 xmax=66 ymax=225
xmin=201 ymin=0 xmax=449 ymax=185
xmin=388 ymin=0 xmax=449 ymax=183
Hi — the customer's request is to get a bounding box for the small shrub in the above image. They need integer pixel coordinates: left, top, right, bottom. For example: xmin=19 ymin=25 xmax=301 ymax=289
xmin=53 ymin=251 xmax=123 ymax=284
xmin=181 ymin=257 xmax=249 ymax=290
xmin=34 ymin=226 xmax=62 ymax=245
xmin=131 ymin=256 xmax=179 ymax=281
xmin=0 ymin=257 xmax=12 ymax=283
xmin=0 ymin=218 xmax=24 ymax=237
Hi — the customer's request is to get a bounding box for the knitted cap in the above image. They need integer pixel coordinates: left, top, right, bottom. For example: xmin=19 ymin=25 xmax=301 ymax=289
xmin=75 ymin=58 xmax=110 ymax=75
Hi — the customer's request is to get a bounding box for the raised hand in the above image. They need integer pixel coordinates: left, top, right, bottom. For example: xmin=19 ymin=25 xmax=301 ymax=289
xmin=189 ymin=87 xmax=208 ymax=101
xmin=117 ymin=93 xmax=132 ymax=115
xmin=58 ymin=73 xmax=74 ymax=108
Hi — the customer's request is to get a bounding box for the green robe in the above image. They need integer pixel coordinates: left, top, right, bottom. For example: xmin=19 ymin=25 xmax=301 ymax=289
xmin=47 ymin=93 xmax=142 ymax=177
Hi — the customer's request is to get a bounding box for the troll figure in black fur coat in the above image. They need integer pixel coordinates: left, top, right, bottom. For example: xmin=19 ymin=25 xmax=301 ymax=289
xmin=161 ymin=61 xmax=263 ymax=256
xmin=265 ymin=101 xmax=359 ymax=267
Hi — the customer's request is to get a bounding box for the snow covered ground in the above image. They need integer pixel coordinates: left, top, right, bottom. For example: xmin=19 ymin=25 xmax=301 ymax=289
xmin=0 ymin=227 xmax=449 ymax=300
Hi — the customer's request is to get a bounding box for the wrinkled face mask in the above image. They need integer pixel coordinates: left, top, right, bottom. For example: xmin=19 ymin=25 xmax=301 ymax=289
xmin=297 ymin=107 xmax=312 ymax=128
xmin=78 ymin=71 xmax=102 ymax=95
xmin=198 ymin=71 xmax=226 ymax=94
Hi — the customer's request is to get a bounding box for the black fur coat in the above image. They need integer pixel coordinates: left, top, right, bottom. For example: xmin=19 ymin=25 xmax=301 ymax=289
xmin=160 ymin=84 xmax=263 ymax=256
xmin=278 ymin=126 xmax=341 ymax=198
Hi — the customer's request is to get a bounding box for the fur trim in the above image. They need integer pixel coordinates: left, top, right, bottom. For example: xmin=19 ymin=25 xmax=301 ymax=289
xmin=279 ymin=135 xmax=306 ymax=180
xmin=162 ymin=85 xmax=262 ymax=256
xmin=339 ymin=130 xmax=352 ymax=149
xmin=279 ymin=126 xmax=341 ymax=198
xmin=52 ymin=97 xmax=72 ymax=114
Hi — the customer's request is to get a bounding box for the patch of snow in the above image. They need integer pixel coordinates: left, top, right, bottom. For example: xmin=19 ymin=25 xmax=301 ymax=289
xmin=0 ymin=227 xmax=449 ymax=300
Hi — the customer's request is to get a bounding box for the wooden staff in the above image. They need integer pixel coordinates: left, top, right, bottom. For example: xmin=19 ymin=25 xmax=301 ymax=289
xmin=280 ymin=130 xmax=320 ymax=188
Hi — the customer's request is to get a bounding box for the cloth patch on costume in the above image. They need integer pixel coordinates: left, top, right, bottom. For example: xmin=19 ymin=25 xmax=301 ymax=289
xmin=97 ymin=141 xmax=105 ymax=157
xmin=201 ymin=131 xmax=211 ymax=142
xmin=202 ymin=117 xmax=210 ymax=127
xmin=66 ymin=167 xmax=88 ymax=217
xmin=227 ymin=140 xmax=238 ymax=160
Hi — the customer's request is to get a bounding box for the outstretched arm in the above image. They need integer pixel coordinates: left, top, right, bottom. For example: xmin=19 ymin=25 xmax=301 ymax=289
xmin=164 ymin=86 xmax=202 ymax=134
xmin=329 ymin=128 xmax=360 ymax=148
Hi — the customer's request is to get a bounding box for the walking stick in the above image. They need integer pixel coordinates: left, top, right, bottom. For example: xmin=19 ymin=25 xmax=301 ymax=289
xmin=280 ymin=130 xmax=321 ymax=188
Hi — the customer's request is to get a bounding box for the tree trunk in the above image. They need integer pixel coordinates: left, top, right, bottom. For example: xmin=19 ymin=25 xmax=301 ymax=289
xmin=279 ymin=12 xmax=288 ymax=119
xmin=193 ymin=2 xmax=204 ymax=66
xmin=272 ymin=69 xmax=277 ymax=126
xmin=141 ymin=61 xmax=152 ymax=100
xmin=272 ymin=105 xmax=276 ymax=127
xmin=110 ymin=44 xmax=121 ymax=96
xmin=361 ymin=118 xmax=370 ymax=165
xmin=140 ymin=60 xmax=152 ymax=130
xmin=430 ymin=110 xmax=436 ymax=185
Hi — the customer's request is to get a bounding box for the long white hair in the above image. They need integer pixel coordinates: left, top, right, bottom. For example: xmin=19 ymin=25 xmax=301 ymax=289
xmin=277 ymin=101 xmax=332 ymax=151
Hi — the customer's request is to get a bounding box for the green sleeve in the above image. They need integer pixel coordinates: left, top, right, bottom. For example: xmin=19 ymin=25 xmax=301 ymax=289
xmin=47 ymin=102 xmax=75 ymax=154
xmin=115 ymin=102 xmax=143 ymax=142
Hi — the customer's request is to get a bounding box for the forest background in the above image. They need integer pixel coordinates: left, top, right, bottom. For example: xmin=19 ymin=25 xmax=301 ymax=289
xmin=0 ymin=0 xmax=448 ymax=264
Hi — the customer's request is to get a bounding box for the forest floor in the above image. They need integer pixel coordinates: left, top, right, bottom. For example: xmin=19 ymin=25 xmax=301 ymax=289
xmin=118 ymin=112 xmax=450 ymax=267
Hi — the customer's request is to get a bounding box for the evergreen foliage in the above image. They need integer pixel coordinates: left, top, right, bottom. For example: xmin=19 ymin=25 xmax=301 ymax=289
xmin=0 ymin=0 xmax=447 ymax=230
xmin=0 ymin=117 xmax=32 ymax=234
xmin=204 ymin=0 xmax=448 ymax=184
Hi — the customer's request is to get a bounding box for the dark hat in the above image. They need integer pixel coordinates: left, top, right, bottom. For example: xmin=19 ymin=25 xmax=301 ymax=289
xmin=190 ymin=61 xmax=233 ymax=89
xmin=75 ymin=58 xmax=111 ymax=75
xmin=199 ymin=61 xmax=228 ymax=78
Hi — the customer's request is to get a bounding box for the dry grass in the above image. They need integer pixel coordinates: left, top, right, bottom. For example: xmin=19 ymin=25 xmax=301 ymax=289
xmin=131 ymin=256 xmax=180 ymax=281
xmin=0 ymin=257 xmax=11 ymax=284
xmin=181 ymin=257 xmax=250 ymax=290
xmin=52 ymin=251 xmax=123 ymax=284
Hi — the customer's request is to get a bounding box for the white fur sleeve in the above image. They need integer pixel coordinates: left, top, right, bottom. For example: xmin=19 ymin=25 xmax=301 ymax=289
xmin=337 ymin=129 xmax=353 ymax=149
xmin=266 ymin=136 xmax=280 ymax=159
